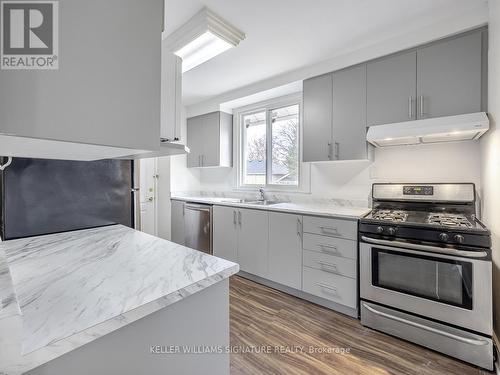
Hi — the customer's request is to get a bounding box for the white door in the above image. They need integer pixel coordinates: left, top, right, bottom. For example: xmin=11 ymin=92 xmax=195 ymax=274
xmin=213 ymin=205 xmax=238 ymax=262
xmin=237 ymin=208 xmax=269 ymax=278
xmin=139 ymin=158 xmax=157 ymax=235
xmin=268 ymin=212 xmax=303 ymax=289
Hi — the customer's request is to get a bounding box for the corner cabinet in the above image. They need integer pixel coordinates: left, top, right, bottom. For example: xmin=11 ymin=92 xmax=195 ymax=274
xmin=0 ymin=0 xmax=164 ymax=160
xmin=303 ymin=66 xmax=368 ymax=162
xmin=187 ymin=112 xmax=233 ymax=168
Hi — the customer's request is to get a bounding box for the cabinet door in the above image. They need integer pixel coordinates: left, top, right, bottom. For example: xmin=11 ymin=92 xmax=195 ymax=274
xmin=417 ymin=31 xmax=483 ymax=119
xmin=170 ymin=200 xmax=185 ymax=245
xmin=303 ymin=74 xmax=333 ymax=162
xmin=213 ymin=206 xmax=238 ymax=262
xmin=161 ymin=49 xmax=182 ymax=141
xmin=237 ymin=208 xmax=269 ymax=278
xmin=367 ymin=51 xmax=417 ymax=126
xmin=332 ymin=65 xmax=367 ymax=160
xmin=201 ymin=112 xmax=221 ymax=167
xmin=186 ymin=116 xmax=203 ymax=168
xmin=268 ymin=212 xmax=302 ymax=289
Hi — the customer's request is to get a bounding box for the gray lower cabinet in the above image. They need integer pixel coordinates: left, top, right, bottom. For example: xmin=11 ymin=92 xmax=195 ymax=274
xmin=187 ymin=111 xmax=232 ymax=168
xmin=170 ymin=200 xmax=185 ymax=245
xmin=268 ymin=212 xmax=302 ymax=289
xmin=416 ymin=30 xmax=484 ymax=119
xmin=213 ymin=205 xmax=238 ymax=263
xmin=237 ymin=208 xmax=269 ymax=278
xmin=332 ymin=65 xmax=368 ymax=160
xmin=212 ymin=204 xmax=358 ymax=315
xmin=303 ymin=73 xmax=333 ymax=162
xmin=213 ymin=206 xmax=269 ymax=278
xmin=367 ymin=50 xmax=417 ymax=126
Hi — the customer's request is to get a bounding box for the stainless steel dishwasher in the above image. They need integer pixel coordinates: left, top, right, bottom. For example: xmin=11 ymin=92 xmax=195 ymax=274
xmin=184 ymin=203 xmax=212 ymax=254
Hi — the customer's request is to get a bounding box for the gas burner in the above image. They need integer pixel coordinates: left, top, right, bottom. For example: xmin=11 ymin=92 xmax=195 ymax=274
xmin=427 ymin=213 xmax=473 ymax=228
xmin=371 ymin=210 xmax=408 ymax=223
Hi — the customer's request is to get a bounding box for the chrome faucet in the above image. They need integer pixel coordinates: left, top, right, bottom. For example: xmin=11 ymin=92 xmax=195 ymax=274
xmin=258 ymin=188 xmax=265 ymax=201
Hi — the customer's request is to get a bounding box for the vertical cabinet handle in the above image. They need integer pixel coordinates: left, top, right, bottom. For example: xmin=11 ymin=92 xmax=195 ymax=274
xmin=408 ymin=96 xmax=413 ymax=119
xmin=327 ymin=142 xmax=332 ymax=160
xmin=238 ymin=211 xmax=242 ymax=227
xmin=233 ymin=210 xmax=237 ymax=226
xmin=296 ymin=218 xmax=302 ymax=238
xmin=419 ymin=95 xmax=424 ymax=118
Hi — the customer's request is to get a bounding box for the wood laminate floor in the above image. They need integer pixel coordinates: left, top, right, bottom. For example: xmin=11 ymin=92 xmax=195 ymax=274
xmin=229 ymin=276 xmax=490 ymax=375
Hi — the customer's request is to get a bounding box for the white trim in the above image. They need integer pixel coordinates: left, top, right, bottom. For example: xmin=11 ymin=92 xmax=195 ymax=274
xmin=234 ymin=93 xmax=310 ymax=193
xmin=163 ymin=7 xmax=245 ymax=52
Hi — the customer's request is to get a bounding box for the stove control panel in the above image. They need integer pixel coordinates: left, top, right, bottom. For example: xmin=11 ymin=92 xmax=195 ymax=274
xmin=403 ymin=185 xmax=434 ymax=196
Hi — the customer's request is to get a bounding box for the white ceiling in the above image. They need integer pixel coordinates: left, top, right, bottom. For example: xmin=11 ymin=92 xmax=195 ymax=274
xmin=164 ymin=0 xmax=488 ymax=106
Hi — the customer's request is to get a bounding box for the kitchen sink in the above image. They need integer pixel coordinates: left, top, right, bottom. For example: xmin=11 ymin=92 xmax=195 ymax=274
xmin=243 ymin=200 xmax=279 ymax=206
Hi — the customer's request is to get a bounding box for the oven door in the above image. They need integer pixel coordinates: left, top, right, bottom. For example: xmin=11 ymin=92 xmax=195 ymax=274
xmin=360 ymin=236 xmax=492 ymax=335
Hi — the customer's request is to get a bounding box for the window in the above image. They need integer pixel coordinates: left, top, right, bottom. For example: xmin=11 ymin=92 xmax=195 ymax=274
xmin=240 ymin=101 xmax=300 ymax=188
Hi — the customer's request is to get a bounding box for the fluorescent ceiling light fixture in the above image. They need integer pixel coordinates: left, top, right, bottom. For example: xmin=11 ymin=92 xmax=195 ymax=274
xmin=367 ymin=112 xmax=489 ymax=147
xmin=166 ymin=7 xmax=245 ymax=73
xmin=175 ymin=31 xmax=233 ymax=73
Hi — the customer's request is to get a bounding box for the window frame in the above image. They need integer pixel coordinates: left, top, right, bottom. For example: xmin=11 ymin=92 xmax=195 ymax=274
xmin=235 ymin=93 xmax=304 ymax=191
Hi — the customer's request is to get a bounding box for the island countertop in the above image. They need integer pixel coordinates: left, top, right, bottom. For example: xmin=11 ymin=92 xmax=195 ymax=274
xmin=0 ymin=224 xmax=239 ymax=375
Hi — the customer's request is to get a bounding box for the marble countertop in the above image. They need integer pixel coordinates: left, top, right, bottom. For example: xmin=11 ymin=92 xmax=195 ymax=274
xmin=0 ymin=224 xmax=238 ymax=375
xmin=171 ymin=196 xmax=371 ymax=219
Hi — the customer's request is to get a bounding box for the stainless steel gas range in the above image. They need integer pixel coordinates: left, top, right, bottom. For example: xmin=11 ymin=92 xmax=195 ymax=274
xmin=359 ymin=183 xmax=493 ymax=370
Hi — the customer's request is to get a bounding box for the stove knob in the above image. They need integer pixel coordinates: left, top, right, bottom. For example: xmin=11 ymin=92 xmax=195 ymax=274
xmin=386 ymin=227 xmax=397 ymax=236
xmin=438 ymin=233 xmax=449 ymax=242
xmin=454 ymin=234 xmax=465 ymax=244
xmin=376 ymin=226 xmax=384 ymax=234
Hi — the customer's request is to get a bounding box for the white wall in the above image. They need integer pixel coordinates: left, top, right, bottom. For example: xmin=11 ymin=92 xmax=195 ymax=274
xmin=480 ymin=0 xmax=500 ymax=341
xmin=195 ymin=141 xmax=482 ymax=205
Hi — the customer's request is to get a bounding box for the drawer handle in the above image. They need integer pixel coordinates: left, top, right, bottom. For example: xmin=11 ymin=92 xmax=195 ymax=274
xmin=316 ymin=282 xmax=338 ymax=293
xmin=319 ymin=226 xmax=339 ymax=234
xmin=319 ymin=244 xmax=339 ymax=254
xmin=317 ymin=261 xmax=338 ymax=270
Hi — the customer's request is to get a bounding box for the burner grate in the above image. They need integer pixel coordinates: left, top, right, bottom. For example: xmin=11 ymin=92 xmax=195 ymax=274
xmin=372 ymin=210 xmax=408 ymax=223
xmin=427 ymin=214 xmax=473 ymax=228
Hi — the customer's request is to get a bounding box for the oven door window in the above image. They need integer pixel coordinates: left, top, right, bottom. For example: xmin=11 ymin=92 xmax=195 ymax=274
xmin=372 ymin=248 xmax=473 ymax=309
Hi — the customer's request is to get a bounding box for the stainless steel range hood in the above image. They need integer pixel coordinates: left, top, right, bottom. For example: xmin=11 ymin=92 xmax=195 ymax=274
xmin=367 ymin=112 xmax=489 ymax=147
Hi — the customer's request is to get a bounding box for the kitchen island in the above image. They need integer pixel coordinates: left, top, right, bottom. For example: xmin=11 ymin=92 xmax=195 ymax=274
xmin=0 ymin=224 xmax=238 ymax=375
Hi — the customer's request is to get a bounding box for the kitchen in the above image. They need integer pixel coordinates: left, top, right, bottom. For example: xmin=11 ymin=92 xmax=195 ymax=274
xmin=1 ymin=0 xmax=500 ymax=374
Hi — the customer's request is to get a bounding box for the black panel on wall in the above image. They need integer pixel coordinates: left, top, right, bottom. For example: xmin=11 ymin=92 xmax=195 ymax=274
xmin=2 ymin=158 xmax=133 ymax=240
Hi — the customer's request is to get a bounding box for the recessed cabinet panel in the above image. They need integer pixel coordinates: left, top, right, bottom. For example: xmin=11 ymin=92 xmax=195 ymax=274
xmin=367 ymin=51 xmax=417 ymax=126
xmin=303 ymin=74 xmax=333 ymax=162
xmin=171 ymin=200 xmax=185 ymax=246
xmin=268 ymin=212 xmax=302 ymax=289
xmin=332 ymin=65 xmax=368 ymax=160
xmin=237 ymin=208 xmax=269 ymax=278
xmin=417 ymin=31 xmax=483 ymax=119
xmin=186 ymin=116 xmax=204 ymax=168
xmin=213 ymin=205 xmax=238 ymax=263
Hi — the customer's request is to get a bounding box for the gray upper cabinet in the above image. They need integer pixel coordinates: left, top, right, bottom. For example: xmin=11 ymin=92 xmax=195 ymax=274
xmin=303 ymin=74 xmax=333 ymax=162
xmin=332 ymin=65 xmax=368 ymax=160
xmin=186 ymin=116 xmax=203 ymax=168
xmin=187 ymin=111 xmax=232 ymax=168
xmin=416 ymin=31 xmax=484 ymax=119
xmin=367 ymin=51 xmax=417 ymax=126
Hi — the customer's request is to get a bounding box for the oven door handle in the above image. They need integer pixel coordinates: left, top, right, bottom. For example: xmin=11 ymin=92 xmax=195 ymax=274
xmin=360 ymin=236 xmax=488 ymax=258
xmin=362 ymin=303 xmax=490 ymax=346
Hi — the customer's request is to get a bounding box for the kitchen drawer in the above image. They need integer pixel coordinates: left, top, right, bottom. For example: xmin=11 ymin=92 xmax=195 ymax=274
xmin=302 ymin=216 xmax=357 ymax=240
xmin=303 ymin=250 xmax=356 ymax=279
xmin=303 ymin=233 xmax=357 ymax=259
xmin=302 ymin=267 xmax=357 ymax=308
